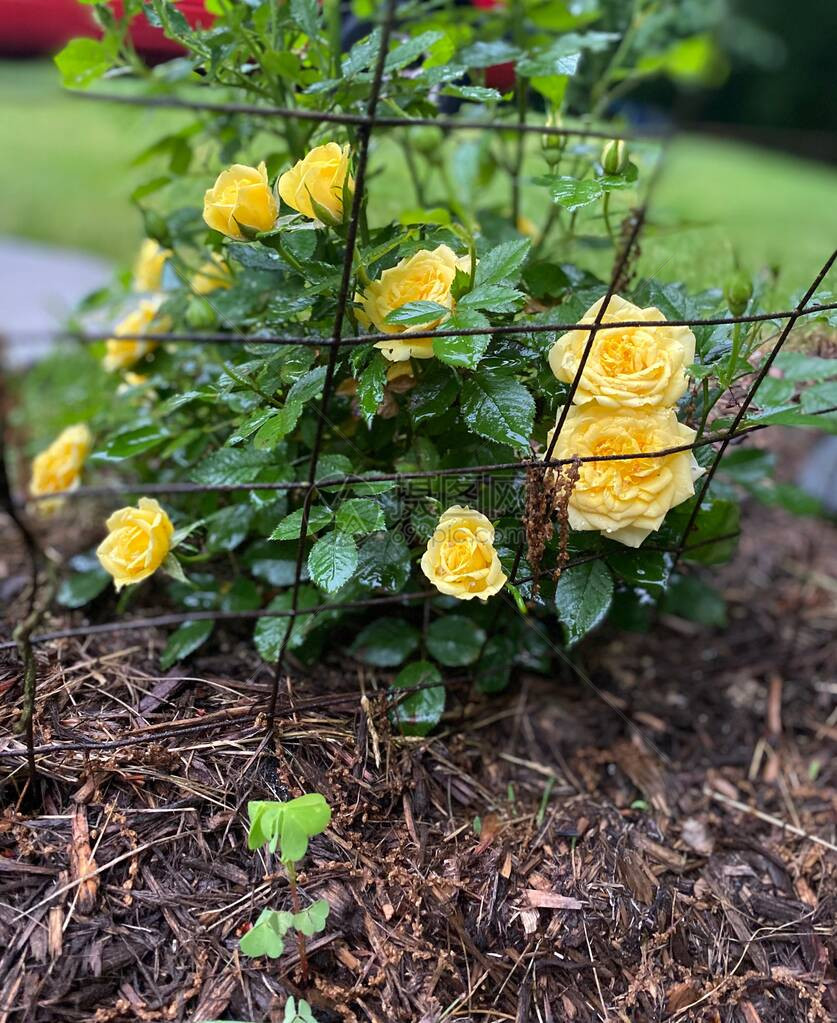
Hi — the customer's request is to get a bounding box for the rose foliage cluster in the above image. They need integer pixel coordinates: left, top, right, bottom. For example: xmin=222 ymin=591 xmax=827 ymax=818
xmin=28 ymin=0 xmax=837 ymax=732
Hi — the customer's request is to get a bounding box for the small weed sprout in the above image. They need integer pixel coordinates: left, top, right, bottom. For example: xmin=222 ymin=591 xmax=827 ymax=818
xmin=283 ymin=997 xmax=319 ymax=1023
xmin=239 ymin=793 xmax=332 ymax=978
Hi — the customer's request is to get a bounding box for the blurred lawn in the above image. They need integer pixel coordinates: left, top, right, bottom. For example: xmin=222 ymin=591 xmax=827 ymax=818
xmin=1 ymin=59 xmax=835 ymax=302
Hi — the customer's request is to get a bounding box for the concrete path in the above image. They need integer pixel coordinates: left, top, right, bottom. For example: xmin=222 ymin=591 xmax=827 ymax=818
xmin=0 ymin=236 xmax=111 ymax=368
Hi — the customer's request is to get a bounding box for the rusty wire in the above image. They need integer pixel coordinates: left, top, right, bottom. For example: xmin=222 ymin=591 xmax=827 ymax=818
xmin=13 ymin=302 xmax=837 ymax=350
xmin=2 ymin=0 xmax=836 ymax=772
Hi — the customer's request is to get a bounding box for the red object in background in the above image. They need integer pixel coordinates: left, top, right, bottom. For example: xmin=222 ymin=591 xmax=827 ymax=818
xmin=2 ymin=0 xmax=516 ymax=91
xmin=0 ymin=0 xmax=210 ymax=58
xmin=469 ymin=0 xmax=516 ymax=93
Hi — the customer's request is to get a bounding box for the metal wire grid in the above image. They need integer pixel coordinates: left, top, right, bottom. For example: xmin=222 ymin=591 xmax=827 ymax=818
xmin=2 ymin=0 xmax=836 ymax=768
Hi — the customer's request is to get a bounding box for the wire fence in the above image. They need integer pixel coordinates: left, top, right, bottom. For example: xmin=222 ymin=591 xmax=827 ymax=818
xmin=1 ymin=0 xmax=835 ymax=774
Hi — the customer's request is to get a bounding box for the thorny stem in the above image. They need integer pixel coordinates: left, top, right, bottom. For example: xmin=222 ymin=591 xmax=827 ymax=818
xmin=286 ymin=860 xmax=308 ymax=982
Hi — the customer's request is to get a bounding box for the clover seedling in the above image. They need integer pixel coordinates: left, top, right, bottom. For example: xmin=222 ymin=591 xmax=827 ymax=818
xmin=240 ymin=793 xmax=332 ymax=979
xmin=283 ymin=996 xmax=319 ymax=1023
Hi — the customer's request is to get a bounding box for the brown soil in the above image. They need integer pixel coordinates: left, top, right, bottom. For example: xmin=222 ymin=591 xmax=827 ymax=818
xmin=1 ymin=441 xmax=836 ymax=1023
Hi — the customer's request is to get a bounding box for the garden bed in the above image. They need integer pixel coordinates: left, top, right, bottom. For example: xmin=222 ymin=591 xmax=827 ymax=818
xmin=1 ymin=454 xmax=834 ymax=1023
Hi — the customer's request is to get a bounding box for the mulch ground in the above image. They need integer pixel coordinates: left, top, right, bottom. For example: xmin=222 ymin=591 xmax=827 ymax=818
xmin=1 ymin=434 xmax=836 ymax=1023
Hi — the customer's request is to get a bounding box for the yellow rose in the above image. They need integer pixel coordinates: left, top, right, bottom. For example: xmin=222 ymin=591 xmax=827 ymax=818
xmin=421 ymin=505 xmax=507 ymax=601
xmin=133 ymin=238 xmax=170 ymax=292
xmin=356 ymin=245 xmax=471 ymax=362
xmin=546 ymin=405 xmax=704 ymax=548
xmin=96 ymin=498 xmax=174 ymax=591
xmin=277 ymin=143 xmax=354 ymax=224
xmin=103 ymin=300 xmax=170 ymax=373
xmin=203 ymin=162 xmax=278 ymax=239
xmin=548 ymin=294 xmax=696 ymax=408
xmin=191 ymin=253 xmax=232 ymax=295
xmin=29 ymin=423 xmax=92 ymax=511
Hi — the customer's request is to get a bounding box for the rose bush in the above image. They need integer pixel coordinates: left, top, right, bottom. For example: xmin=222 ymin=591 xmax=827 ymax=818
xmin=33 ymin=0 xmax=836 ymax=722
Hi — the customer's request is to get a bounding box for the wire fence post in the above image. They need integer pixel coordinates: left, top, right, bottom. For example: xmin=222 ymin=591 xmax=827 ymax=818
xmin=265 ymin=0 xmax=399 ymax=735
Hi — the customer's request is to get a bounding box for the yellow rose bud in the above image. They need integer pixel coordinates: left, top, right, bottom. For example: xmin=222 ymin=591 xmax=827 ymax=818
xmin=96 ymin=497 xmax=174 ymax=591
xmin=29 ymin=423 xmax=92 ymax=512
xmin=601 ymin=139 xmax=628 ymax=176
xmin=103 ymin=299 xmax=170 ymax=374
xmin=133 ymin=238 xmax=170 ymax=292
xmin=548 ymin=294 xmax=696 ymax=409
xmin=203 ymin=161 xmax=278 ymax=239
xmin=421 ymin=505 xmax=508 ymax=601
xmin=546 ymin=406 xmax=704 ymax=548
xmin=191 ymin=252 xmax=232 ymax=295
xmin=356 ymin=245 xmax=471 ymax=362
xmin=277 ymin=143 xmax=354 ymax=224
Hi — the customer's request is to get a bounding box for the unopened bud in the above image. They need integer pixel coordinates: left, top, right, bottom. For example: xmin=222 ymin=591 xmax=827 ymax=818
xmin=408 ymin=125 xmax=444 ymax=156
xmin=601 ymin=139 xmax=628 ymax=176
xmin=724 ymin=271 xmax=752 ymax=316
xmin=541 ymin=112 xmax=566 ymax=165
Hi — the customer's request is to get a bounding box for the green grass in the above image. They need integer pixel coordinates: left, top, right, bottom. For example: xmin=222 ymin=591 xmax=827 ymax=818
xmin=2 ymin=59 xmax=835 ymax=303
xmin=0 ymin=61 xmax=180 ymax=260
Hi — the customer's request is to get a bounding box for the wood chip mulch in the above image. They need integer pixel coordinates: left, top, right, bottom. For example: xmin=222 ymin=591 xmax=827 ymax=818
xmin=1 ymin=472 xmax=835 ymax=1022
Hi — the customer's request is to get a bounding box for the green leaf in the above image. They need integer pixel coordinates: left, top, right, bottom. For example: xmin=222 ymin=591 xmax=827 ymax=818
xmin=57 ymin=559 xmax=110 ymax=609
xmin=98 ymin=424 xmax=169 ymax=461
xmin=292 ymin=899 xmax=330 ymax=937
xmin=426 ymin=615 xmax=486 ymax=667
xmin=161 ymin=552 xmax=188 ymax=584
xmin=160 ymin=620 xmax=214 ymax=671
xmin=270 ymin=506 xmax=333 ymax=541
xmin=206 ymin=504 xmax=254 ymax=553
xmin=661 ymin=575 xmax=727 ymax=627
xmin=754 ymin=376 xmax=795 ymax=409
xmin=335 ymin=498 xmax=385 ymax=535
xmin=357 ymin=354 xmax=388 ymax=425
xmin=283 ymin=997 xmax=318 ymax=1023
xmin=191 ymin=447 xmax=271 ymax=485
xmin=385 ymin=301 xmax=449 ymax=326
xmin=54 ymin=37 xmax=115 ymax=89
xmin=308 ymin=531 xmax=358 ymax=594
xmin=460 ymin=372 xmax=534 ymax=452
xmin=410 ymin=363 xmax=459 ymax=425
xmin=247 ymin=794 xmax=332 ymax=860
xmin=442 ymin=83 xmax=502 ymax=102
xmin=554 ymin=561 xmax=613 ymax=645
xmin=253 ymin=402 xmax=303 ymax=448
xmin=681 ymin=499 xmax=740 ymax=565
xmin=239 ymin=908 xmax=290 ymax=960
xmin=434 ymin=308 xmax=491 ymax=369
xmin=459 ymin=40 xmax=522 ymax=67
xmin=288 ymin=366 xmax=327 ymax=404
xmin=458 ymin=284 xmax=524 ymax=314
xmin=544 ymin=176 xmax=603 ymax=212
xmin=289 ymin=0 xmax=320 ymax=37
xmin=606 ymin=550 xmax=670 ymax=596
xmin=475 ymin=634 xmax=516 ymax=693
xmin=356 ymin=532 xmax=412 ymax=591
xmin=350 ymin=618 xmax=420 ymax=667
xmin=389 ymin=661 xmax=445 ymax=736
xmin=474 ymin=239 xmax=531 ymax=288
xmin=517 ymin=35 xmax=593 ymax=77
xmin=385 ymin=30 xmax=445 ymax=72
xmin=254 ymin=587 xmax=320 ymax=661
xmin=801 ymin=379 xmax=837 ymax=413
xmin=400 ymin=206 xmax=452 ymax=227
xmin=772 ymin=352 xmax=837 ymax=382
